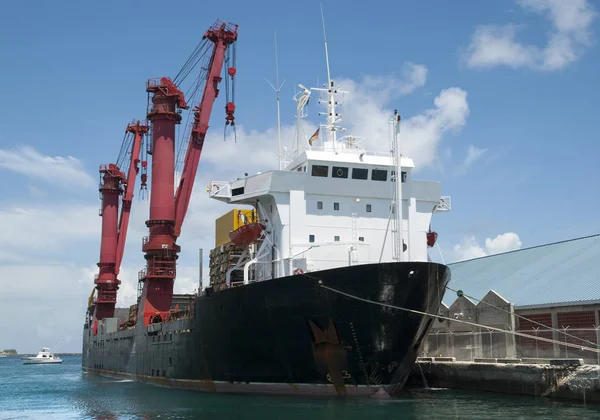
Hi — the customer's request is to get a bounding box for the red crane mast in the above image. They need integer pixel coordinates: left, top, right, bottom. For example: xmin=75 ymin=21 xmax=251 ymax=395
xmin=93 ymin=121 xmax=148 ymax=331
xmin=140 ymin=20 xmax=238 ymax=326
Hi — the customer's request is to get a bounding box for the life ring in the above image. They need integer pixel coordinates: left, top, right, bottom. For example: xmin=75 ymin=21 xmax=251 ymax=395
xmin=206 ymin=183 xmax=221 ymax=194
xmin=294 ymin=268 xmax=304 ymax=275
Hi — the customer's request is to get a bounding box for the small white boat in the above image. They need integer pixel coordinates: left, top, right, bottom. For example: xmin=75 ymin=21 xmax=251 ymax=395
xmin=21 ymin=347 xmax=62 ymax=364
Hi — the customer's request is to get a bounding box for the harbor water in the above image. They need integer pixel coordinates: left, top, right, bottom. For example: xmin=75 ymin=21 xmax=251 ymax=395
xmin=1 ymin=356 xmax=599 ymax=419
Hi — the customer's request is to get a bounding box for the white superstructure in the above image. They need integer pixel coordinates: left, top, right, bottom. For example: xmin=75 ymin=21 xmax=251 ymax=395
xmin=207 ymin=76 xmax=450 ymax=286
xmin=21 ymin=347 xmax=62 ymax=364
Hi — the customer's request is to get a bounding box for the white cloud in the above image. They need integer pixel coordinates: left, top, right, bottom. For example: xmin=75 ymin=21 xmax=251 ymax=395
xmin=0 ymin=204 xmax=99 ymax=249
xmin=360 ymin=62 xmax=428 ymax=97
xmin=0 ymin=145 xmax=96 ymax=189
xmin=333 ymin=78 xmax=469 ymax=170
xmin=463 ymin=0 xmax=597 ymax=71
xmin=484 ymin=232 xmax=523 ymax=255
xmin=453 ymin=232 xmax=523 ymax=262
xmin=462 ymin=144 xmax=487 ymax=169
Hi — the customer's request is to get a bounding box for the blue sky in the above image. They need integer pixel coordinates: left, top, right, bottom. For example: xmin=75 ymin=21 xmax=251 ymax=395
xmin=0 ymin=0 xmax=598 ymax=352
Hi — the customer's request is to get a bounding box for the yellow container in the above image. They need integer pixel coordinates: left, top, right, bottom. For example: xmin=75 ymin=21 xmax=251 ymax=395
xmin=215 ymin=208 xmax=257 ymax=247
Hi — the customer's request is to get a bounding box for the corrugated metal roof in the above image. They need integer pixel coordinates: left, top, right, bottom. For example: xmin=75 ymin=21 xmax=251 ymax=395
xmin=442 ymin=234 xmax=600 ymax=308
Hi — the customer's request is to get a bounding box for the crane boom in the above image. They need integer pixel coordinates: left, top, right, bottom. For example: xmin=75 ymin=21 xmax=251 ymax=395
xmin=115 ymin=121 xmax=148 ymax=274
xmin=174 ymin=22 xmax=238 ymax=238
xmin=139 ymin=20 xmax=238 ymax=326
xmin=93 ymin=120 xmax=147 ymax=331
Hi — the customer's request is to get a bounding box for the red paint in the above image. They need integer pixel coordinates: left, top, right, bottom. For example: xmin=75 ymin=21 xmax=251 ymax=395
xmin=143 ymin=79 xmax=184 ymax=325
xmin=93 ymin=122 xmax=147 ymax=327
xmin=173 ymin=21 xmax=238 ymax=238
xmin=115 ymin=121 xmax=148 ymax=275
xmin=229 ymin=223 xmax=265 ymax=247
xmin=137 ymin=21 xmax=238 ymax=327
xmin=426 ymin=231 xmax=438 ymax=248
xmin=94 ymin=164 xmax=123 ymax=321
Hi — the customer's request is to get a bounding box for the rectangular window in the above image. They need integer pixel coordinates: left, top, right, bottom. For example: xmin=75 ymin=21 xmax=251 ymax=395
xmin=372 ymin=169 xmax=387 ymax=181
xmin=317 ymin=201 xmax=323 ymax=210
xmin=309 ymin=234 xmax=315 ymax=243
xmin=392 ymin=170 xmax=407 ymax=183
xmin=311 ymin=165 xmax=329 ymax=177
xmin=390 ymin=205 xmax=395 ymax=214
xmin=366 ymin=204 xmax=372 ymax=213
xmin=332 ymin=166 xmax=349 ymax=178
xmin=334 ymin=236 xmax=340 ymax=241
xmin=352 ymin=168 xmax=368 ymax=180
xmin=333 ymin=202 xmax=339 ymax=211
xmin=232 ymin=187 xmax=245 ymax=196
xmin=359 ymin=237 xmax=364 ymax=242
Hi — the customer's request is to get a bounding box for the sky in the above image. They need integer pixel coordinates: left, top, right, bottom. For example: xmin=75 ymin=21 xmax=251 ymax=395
xmin=0 ymin=0 xmax=598 ymax=353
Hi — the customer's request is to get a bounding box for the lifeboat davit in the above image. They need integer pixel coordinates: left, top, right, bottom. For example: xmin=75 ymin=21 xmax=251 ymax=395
xmin=229 ymin=223 xmax=265 ymax=247
xmin=426 ymin=231 xmax=438 ymax=247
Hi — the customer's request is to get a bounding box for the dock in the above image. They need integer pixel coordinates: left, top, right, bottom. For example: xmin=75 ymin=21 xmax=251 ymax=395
xmin=408 ymin=357 xmax=600 ymax=403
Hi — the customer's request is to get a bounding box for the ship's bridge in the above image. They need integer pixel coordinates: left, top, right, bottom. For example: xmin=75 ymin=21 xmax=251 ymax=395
xmin=207 ymin=141 xmax=416 ymax=203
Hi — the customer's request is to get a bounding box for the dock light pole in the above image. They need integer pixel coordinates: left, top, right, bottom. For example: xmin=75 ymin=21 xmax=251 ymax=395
xmin=594 ymin=324 xmax=600 ymax=365
xmin=533 ymin=327 xmax=540 ymax=358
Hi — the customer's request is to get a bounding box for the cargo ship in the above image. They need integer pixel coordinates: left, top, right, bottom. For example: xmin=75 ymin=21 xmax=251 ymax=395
xmin=82 ymin=18 xmax=452 ymax=398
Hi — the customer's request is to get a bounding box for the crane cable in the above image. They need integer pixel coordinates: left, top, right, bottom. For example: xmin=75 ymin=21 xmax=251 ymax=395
xmin=315 ymin=280 xmax=600 ymax=355
xmin=116 ymin=131 xmax=133 ymax=170
xmin=173 ymin=39 xmax=210 ymax=86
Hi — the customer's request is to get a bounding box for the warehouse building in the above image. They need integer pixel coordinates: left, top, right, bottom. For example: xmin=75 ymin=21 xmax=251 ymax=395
xmin=424 ymin=234 xmax=600 ymax=363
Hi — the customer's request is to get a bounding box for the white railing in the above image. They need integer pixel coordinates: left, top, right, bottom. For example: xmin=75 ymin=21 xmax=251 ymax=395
xmin=286 ymin=143 xmax=409 ymax=161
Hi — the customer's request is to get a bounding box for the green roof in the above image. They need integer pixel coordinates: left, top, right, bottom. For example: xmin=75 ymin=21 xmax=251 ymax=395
xmin=443 ymin=234 xmax=600 ymax=308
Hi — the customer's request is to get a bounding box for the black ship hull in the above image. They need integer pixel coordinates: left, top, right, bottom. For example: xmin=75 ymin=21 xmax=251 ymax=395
xmin=82 ymin=261 xmax=450 ymax=398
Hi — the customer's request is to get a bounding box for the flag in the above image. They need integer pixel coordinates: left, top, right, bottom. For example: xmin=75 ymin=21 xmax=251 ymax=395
xmin=308 ymin=128 xmax=319 ymax=146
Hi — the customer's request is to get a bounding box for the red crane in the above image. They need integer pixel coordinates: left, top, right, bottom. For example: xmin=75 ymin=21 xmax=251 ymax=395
xmin=93 ymin=121 xmax=148 ymax=332
xmin=140 ymin=20 xmax=238 ymax=326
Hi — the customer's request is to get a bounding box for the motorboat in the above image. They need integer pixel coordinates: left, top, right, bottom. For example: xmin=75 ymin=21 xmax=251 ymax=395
xmin=22 ymin=347 xmax=62 ymax=364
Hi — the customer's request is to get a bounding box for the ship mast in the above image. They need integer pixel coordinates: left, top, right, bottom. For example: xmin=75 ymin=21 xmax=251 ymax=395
xmin=391 ymin=110 xmax=404 ymax=262
xmin=310 ymin=5 xmax=347 ymax=151
xmin=266 ymin=32 xmax=285 ymax=170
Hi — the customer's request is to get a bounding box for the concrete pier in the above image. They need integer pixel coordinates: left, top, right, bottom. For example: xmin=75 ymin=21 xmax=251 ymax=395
xmin=408 ymin=359 xmax=600 ymax=403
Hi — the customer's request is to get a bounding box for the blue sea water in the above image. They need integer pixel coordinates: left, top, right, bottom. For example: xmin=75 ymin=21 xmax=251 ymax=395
xmin=1 ymin=356 xmax=599 ymax=419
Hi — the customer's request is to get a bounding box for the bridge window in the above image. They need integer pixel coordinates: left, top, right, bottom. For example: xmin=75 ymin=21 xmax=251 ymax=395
xmin=391 ymin=170 xmax=407 ymax=183
xmin=366 ymin=204 xmax=371 ymax=213
xmin=372 ymin=169 xmax=387 ymax=181
xmin=317 ymin=201 xmax=323 ymax=210
xmin=332 ymin=166 xmax=348 ymax=178
xmin=333 ymin=202 xmax=339 ymax=211
xmin=309 ymin=234 xmax=315 ymax=243
xmin=352 ymin=168 xmax=368 ymax=180
xmin=311 ymin=165 xmax=329 ymax=177
xmin=232 ymin=187 xmax=245 ymax=196
xmin=334 ymin=236 xmax=340 ymax=241
xmin=359 ymin=237 xmax=364 ymax=242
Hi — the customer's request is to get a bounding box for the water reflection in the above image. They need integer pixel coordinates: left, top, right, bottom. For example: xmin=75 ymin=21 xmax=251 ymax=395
xmin=2 ymin=356 xmax=599 ymax=419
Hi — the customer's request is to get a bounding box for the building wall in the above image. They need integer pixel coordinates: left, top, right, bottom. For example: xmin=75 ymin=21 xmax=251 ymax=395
xmin=423 ymin=292 xmax=600 ymax=364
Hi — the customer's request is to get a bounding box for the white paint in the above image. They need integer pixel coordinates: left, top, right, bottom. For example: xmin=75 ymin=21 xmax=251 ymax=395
xmin=207 ymin=65 xmax=451 ymax=281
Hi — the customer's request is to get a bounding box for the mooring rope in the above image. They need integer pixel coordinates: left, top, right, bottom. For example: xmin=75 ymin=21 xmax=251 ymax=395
xmin=317 ymin=281 xmax=600 ymax=355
